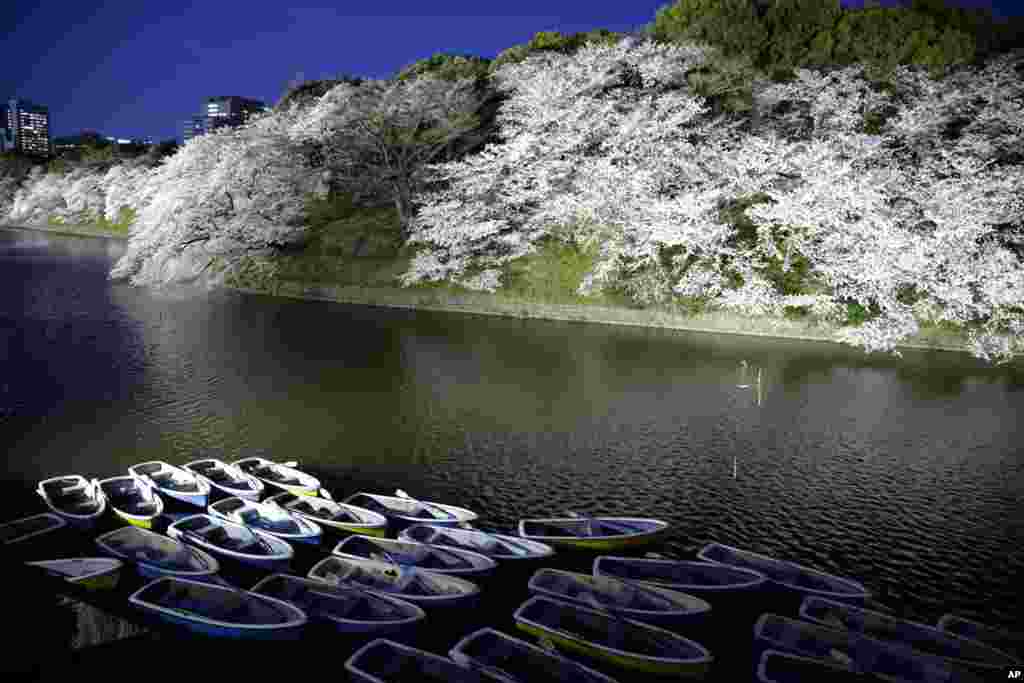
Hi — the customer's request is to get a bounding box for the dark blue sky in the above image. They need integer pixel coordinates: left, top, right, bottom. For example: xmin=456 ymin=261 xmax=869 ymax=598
xmin=3 ymin=1 xmax=1017 ymax=143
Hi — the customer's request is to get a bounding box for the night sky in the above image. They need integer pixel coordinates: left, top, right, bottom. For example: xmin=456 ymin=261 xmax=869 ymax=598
xmin=3 ymin=0 xmax=1018 ymax=143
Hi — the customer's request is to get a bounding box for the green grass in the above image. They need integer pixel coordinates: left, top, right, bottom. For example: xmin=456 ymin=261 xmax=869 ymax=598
xmin=46 ymin=207 xmax=136 ymax=236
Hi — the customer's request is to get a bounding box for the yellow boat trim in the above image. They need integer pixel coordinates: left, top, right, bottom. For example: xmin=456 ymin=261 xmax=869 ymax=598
xmin=280 ymin=484 xmax=318 ymax=497
xmin=120 ymin=514 xmax=153 ymax=529
xmin=515 ymin=622 xmax=710 ymax=677
xmin=543 ymin=532 xmax=664 ymax=551
xmin=77 ymin=572 xmax=121 ymax=591
xmin=329 ymin=524 xmax=387 ymax=537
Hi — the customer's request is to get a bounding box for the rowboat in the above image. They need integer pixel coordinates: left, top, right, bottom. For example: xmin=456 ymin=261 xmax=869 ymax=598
xmin=0 ymin=512 xmax=67 ymax=545
xmin=250 ymin=573 xmax=426 ymax=635
xmin=450 ymin=627 xmax=620 ymax=683
xmin=334 ymin=535 xmax=497 ymax=577
xmin=347 ymin=638 xmax=506 ymax=682
xmin=308 ymin=555 xmax=480 ymax=610
xmin=129 ymin=576 xmax=307 ymax=640
xmin=527 ymin=568 xmax=711 ymax=627
xmin=167 ymin=514 xmax=293 ymax=572
xmin=183 ymin=458 xmax=264 ymax=501
xmin=753 ymin=614 xmax=988 ymax=683
xmin=97 ymin=476 xmax=164 ymax=529
xmin=517 ymin=517 xmax=668 ymax=551
xmin=36 ymin=475 xmax=106 ymax=529
xmin=232 ymin=457 xmax=321 ymax=497
xmin=129 ymin=461 xmax=211 ymax=508
xmin=341 ymin=491 xmax=478 ymax=529
xmin=513 ymin=595 xmax=713 ymax=678
xmin=756 ymin=649 xmax=866 ymax=683
xmin=398 ymin=524 xmax=555 ymax=561
xmin=266 ymin=491 xmax=388 ymax=537
xmin=697 ymin=542 xmax=868 ymax=604
xmin=25 ymin=558 xmax=123 ymax=591
xmin=95 ymin=525 xmax=220 ymax=581
xmin=209 ymin=496 xmax=322 ymax=546
xmin=936 ymin=614 xmax=1024 ymax=663
xmin=800 ymin=596 xmax=1020 ymax=671
xmin=592 ymin=556 xmax=767 ymax=599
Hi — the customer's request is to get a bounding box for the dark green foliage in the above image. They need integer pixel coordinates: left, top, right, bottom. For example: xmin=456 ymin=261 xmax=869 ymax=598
xmin=841 ymin=299 xmax=882 ymax=326
xmin=758 ymin=248 xmax=812 ymax=296
xmin=720 ymin=192 xmax=773 ymax=250
xmin=896 ymin=284 xmax=924 ymax=306
xmin=783 ymin=305 xmax=811 ymax=319
xmin=396 ymin=53 xmax=492 ymax=82
xmin=491 ymin=30 xmax=625 ymax=71
xmin=861 ymin=104 xmax=900 ymax=135
xmin=647 ymin=0 xmax=1012 ymax=80
xmin=276 ymin=77 xmax=363 ymax=111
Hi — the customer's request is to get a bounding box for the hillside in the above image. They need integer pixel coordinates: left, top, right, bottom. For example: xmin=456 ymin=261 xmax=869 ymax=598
xmin=2 ymin=3 xmax=1022 ymax=364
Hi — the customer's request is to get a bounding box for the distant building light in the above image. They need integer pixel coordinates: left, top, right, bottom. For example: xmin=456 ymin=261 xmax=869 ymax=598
xmin=117 ymin=138 xmax=132 ymax=144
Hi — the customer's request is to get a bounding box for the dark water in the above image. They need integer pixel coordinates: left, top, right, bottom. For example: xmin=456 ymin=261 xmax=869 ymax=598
xmin=2 ymin=227 xmax=1023 ymax=678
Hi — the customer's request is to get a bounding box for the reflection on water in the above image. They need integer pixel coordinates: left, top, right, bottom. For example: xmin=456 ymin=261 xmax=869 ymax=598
xmin=2 ymin=227 xmax=1023 ymax=635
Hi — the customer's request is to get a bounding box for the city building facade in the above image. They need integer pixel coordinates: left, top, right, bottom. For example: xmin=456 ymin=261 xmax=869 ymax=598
xmin=183 ymin=114 xmax=206 ymax=143
xmin=183 ymin=96 xmax=268 ymax=143
xmin=6 ymin=98 xmax=52 ymax=156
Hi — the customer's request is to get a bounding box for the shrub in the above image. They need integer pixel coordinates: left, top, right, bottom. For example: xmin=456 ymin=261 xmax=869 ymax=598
xmin=491 ymin=29 xmax=625 ymax=71
xmin=397 ymin=53 xmax=492 ymax=82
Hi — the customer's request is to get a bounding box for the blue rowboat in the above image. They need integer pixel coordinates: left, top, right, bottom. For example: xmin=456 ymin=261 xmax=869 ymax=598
xmin=209 ymin=496 xmax=322 ymax=546
xmin=518 ymin=517 xmax=668 ymax=551
xmin=346 ymin=638 xmax=506 ymax=682
xmin=308 ymin=554 xmax=480 ymax=610
xmin=183 ymin=458 xmax=264 ymax=501
xmin=97 ymin=476 xmax=164 ymax=529
xmin=753 ymin=613 xmax=989 ymax=683
xmin=341 ymin=491 xmax=478 ymax=530
xmin=800 ymin=596 xmax=1020 ymax=671
xmin=250 ymin=573 xmax=425 ymax=636
xmin=334 ymin=535 xmax=496 ymax=577
xmin=36 ymin=475 xmax=106 ymax=530
xmin=167 ymin=514 xmax=293 ymax=572
xmin=95 ymin=525 xmax=220 ymax=581
xmin=399 ymin=524 xmax=554 ymax=561
xmin=697 ymin=542 xmax=868 ymax=604
xmin=528 ymin=568 xmax=711 ymax=628
xmin=936 ymin=614 xmax=1024 ymax=664
xmin=129 ymin=576 xmax=306 ymax=640
xmin=129 ymin=461 xmax=211 ymax=508
xmin=593 ymin=556 xmax=767 ymax=599
xmin=513 ymin=595 xmax=713 ymax=678
xmin=450 ymin=627 xmax=620 ymax=683
xmin=0 ymin=512 xmax=67 ymax=546
xmin=756 ymin=649 xmax=867 ymax=683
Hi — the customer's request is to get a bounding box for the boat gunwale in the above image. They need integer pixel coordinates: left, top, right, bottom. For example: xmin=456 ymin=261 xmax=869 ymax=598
xmin=96 ymin=476 xmax=165 ymax=523
xmin=95 ymin=525 xmax=221 ymax=577
xmin=592 ymin=556 xmax=768 ymax=592
xmin=167 ymin=514 xmax=294 ymax=563
xmin=448 ymin=626 xmax=621 ymax=683
xmin=346 ymin=638 xmax=477 ymax=682
xmin=231 ymin=457 xmax=321 ymax=492
xmin=512 ymin=595 xmax=713 ymax=666
xmin=399 ymin=525 xmax=555 ymax=560
xmin=128 ymin=576 xmax=308 ymax=632
xmin=250 ymin=573 xmax=426 ymax=629
xmin=697 ymin=542 xmax=869 ymax=600
xmin=36 ymin=475 xmax=106 ymax=523
xmin=208 ymin=497 xmax=322 ymax=541
xmin=517 ymin=517 xmax=669 ymax=542
xmin=333 ymin=535 xmax=498 ymax=573
xmin=265 ymin=492 xmax=388 ymax=530
xmin=756 ymin=648 xmax=858 ymax=682
xmin=342 ymin=492 xmax=478 ymax=524
xmin=128 ymin=460 xmax=212 ymax=498
xmin=183 ymin=459 xmax=264 ymax=498
xmin=528 ymin=568 xmax=712 ymax=620
xmin=25 ymin=557 xmax=124 ymax=583
xmin=800 ymin=596 xmax=1021 ymax=668
xmin=309 ymin=554 xmax=481 ymax=604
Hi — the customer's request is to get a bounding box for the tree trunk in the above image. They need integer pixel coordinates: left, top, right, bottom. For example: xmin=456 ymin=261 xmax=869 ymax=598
xmin=393 ymin=178 xmax=414 ymax=240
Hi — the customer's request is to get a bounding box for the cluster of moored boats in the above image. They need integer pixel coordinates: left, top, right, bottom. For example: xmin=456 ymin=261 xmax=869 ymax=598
xmin=2 ymin=456 xmax=1022 ymax=682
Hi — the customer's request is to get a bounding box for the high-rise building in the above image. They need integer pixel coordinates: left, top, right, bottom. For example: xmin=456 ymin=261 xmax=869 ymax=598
xmin=6 ymin=98 xmax=52 ymax=156
xmin=203 ymin=96 xmax=268 ymax=133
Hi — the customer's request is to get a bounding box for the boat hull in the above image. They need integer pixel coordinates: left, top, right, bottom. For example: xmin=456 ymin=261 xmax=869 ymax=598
xmin=518 ymin=517 xmax=669 ymax=551
xmin=514 ymin=596 xmax=713 ymax=678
